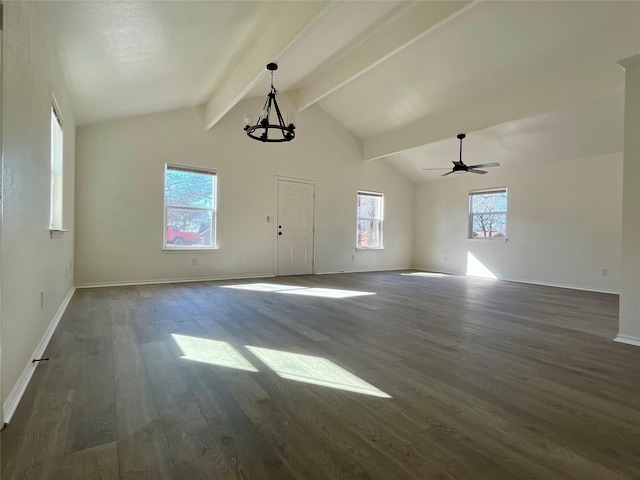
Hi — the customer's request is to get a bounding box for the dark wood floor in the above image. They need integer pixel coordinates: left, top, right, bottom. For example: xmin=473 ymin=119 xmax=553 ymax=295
xmin=2 ymin=271 xmax=639 ymax=479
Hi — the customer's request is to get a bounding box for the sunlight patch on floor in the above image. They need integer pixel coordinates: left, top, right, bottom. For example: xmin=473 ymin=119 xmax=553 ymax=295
xmin=172 ymin=334 xmax=258 ymax=371
xmin=221 ymin=283 xmax=307 ymax=292
xmin=401 ymin=272 xmax=448 ymax=278
xmin=221 ymin=283 xmax=375 ymax=298
xmin=245 ymin=346 xmax=391 ymax=398
xmin=277 ymin=287 xmax=376 ymax=299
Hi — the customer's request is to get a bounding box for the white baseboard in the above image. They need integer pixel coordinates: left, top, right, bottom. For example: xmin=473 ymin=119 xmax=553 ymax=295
xmin=3 ymin=287 xmax=76 ymax=425
xmin=503 ymin=277 xmax=619 ymax=295
xmin=316 ymin=266 xmax=412 ymax=275
xmin=76 ymin=269 xmax=416 ymax=287
xmin=614 ymin=335 xmax=640 ymax=347
xmin=76 ymin=273 xmax=275 ymax=289
xmin=412 ymin=268 xmax=619 ymax=295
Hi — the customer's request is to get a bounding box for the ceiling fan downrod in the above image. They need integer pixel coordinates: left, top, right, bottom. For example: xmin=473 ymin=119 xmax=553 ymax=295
xmin=458 ymin=133 xmax=465 ymax=164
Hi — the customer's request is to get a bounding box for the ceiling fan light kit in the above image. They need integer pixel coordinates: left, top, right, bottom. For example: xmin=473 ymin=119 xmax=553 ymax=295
xmin=244 ymin=63 xmax=296 ymax=143
xmin=423 ymin=133 xmax=500 ymax=176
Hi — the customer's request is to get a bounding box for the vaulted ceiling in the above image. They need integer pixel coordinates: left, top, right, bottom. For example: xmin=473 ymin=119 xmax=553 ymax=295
xmin=45 ymin=1 xmax=640 ymax=181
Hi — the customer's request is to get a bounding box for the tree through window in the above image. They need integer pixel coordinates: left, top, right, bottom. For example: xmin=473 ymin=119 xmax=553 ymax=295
xmin=469 ymin=188 xmax=507 ymax=239
xmin=164 ymin=165 xmax=216 ymax=248
xmin=357 ymin=191 xmax=383 ymax=248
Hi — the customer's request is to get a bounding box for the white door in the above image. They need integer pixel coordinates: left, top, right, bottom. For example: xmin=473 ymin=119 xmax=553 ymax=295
xmin=277 ymin=180 xmax=315 ymax=276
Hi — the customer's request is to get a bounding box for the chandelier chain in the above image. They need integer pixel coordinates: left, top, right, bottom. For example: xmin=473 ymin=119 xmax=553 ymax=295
xmin=270 ymin=69 xmax=277 ymax=94
xmin=244 ymin=63 xmax=295 ymax=143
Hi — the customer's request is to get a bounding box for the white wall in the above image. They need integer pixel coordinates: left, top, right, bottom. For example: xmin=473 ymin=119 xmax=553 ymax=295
xmin=75 ymin=95 xmax=413 ymax=286
xmin=2 ymin=2 xmax=76 ymax=413
xmin=414 ymin=153 xmax=622 ymax=293
xmin=618 ymin=55 xmax=640 ymax=345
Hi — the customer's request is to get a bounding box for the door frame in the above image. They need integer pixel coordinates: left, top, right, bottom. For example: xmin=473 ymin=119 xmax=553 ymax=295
xmin=273 ymin=175 xmax=317 ymax=277
xmin=1 ymin=0 xmax=5 ymax=426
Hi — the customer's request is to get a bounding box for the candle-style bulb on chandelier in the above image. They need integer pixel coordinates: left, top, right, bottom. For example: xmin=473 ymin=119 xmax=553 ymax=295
xmin=244 ymin=63 xmax=295 ymax=143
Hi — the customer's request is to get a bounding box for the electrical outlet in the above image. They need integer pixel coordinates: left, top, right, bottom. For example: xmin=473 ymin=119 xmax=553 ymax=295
xmin=192 ymin=258 xmax=198 ymax=266
xmin=40 ymin=291 xmax=44 ymax=309
xmin=351 ymin=255 xmax=355 ymax=261
xmin=65 ymin=267 xmax=68 ymax=278
xmin=601 ymin=268 xmax=608 ymax=277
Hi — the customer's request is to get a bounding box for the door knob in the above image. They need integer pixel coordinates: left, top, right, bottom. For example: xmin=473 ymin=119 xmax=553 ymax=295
xmin=278 ymin=232 xmax=283 ymax=235
xmin=278 ymin=225 xmax=282 ymax=229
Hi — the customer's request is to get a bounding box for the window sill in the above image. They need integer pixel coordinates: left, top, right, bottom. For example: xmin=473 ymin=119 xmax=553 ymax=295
xmin=467 ymin=237 xmax=509 ymax=242
xmin=162 ymin=247 xmax=218 ymax=253
xmin=356 ymin=247 xmax=384 ymax=251
xmin=50 ymin=229 xmax=69 ymax=239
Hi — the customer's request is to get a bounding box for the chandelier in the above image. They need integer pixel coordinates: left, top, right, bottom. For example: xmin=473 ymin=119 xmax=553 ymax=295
xmin=244 ymin=63 xmax=296 ymax=143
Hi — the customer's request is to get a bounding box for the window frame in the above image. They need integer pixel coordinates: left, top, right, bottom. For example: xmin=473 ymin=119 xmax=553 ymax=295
xmin=468 ymin=187 xmax=508 ymax=240
xmin=356 ymin=190 xmax=384 ymax=250
xmin=163 ymin=163 xmax=217 ymax=251
xmin=50 ymin=100 xmax=64 ymax=231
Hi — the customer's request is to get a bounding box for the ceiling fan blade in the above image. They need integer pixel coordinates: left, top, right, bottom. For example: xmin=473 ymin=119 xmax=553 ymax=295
xmin=422 ymin=167 xmax=450 ymax=171
xmin=468 ymin=162 xmax=500 ymax=169
xmin=468 ymin=168 xmax=487 ymax=174
xmin=441 ymin=171 xmax=454 ymax=177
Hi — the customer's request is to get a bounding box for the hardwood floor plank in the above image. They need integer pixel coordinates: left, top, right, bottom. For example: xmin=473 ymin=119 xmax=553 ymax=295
xmin=61 ymin=441 xmax=119 ymax=479
xmin=115 ymin=375 xmax=164 ymax=438
xmin=141 ymin=341 xmax=202 ymax=427
xmin=65 ymin=348 xmax=117 ymax=453
xmin=118 ymin=430 xmax=177 ymax=480
xmin=345 ymin=455 xmax=454 ymax=480
xmin=238 ymin=395 xmax=355 ymax=479
xmin=165 ymin=416 xmax=242 ymax=480
xmin=113 ymin=339 xmax=146 ymax=381
xmin=2 ymin=389 xmax=75 ymax=480
xmin=116 ymin=375 xmax=177 ymax=479
xmin=452 ymin=405 xmax=633 ymax=479
xmin=181 ymin=364 xmax=299 ymax=480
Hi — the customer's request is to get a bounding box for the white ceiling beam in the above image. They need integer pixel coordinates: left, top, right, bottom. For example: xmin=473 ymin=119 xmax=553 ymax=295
xmin=296 ymin=1 xmax=477 ymax=112
xmin=204 ymin=1 xmax=337 ymax=130
xmin=362 ymin=62 xmax=626 ymax=161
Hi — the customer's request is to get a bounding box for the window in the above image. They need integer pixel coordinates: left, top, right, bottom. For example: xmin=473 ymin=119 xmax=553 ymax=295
xmin=50 ymin=103 xmax=63 ymax=230
xmin=469 ymin=188 xmax=507 ymax=239
xmin=164 ymin=164 xmax=216 ymax=249
xmin=356 ymin=191 xmax=383 ymax=248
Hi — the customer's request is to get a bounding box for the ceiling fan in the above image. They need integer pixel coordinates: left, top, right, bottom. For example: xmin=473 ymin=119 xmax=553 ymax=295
xmin=423 ymin=133 xmax=500 ymax=176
